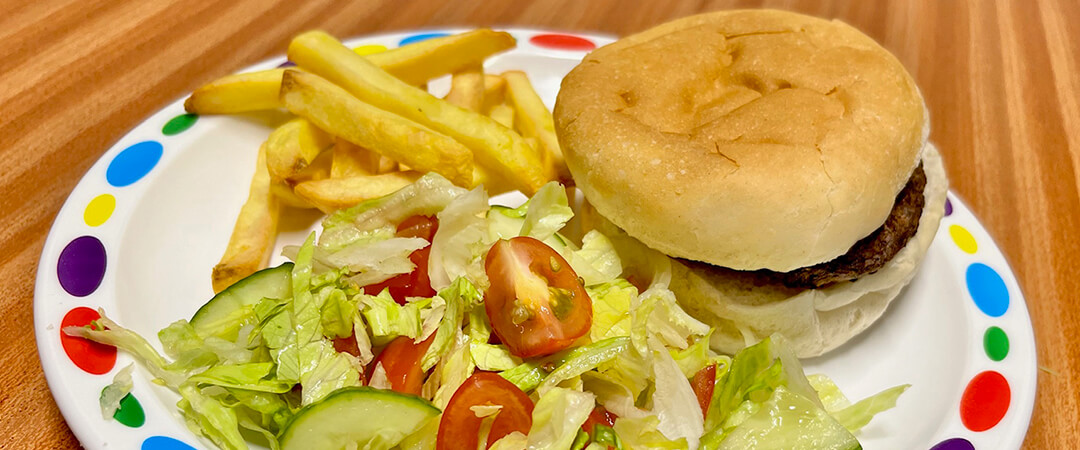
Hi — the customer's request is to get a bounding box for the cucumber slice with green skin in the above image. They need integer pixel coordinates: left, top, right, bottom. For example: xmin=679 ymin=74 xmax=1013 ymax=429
xmin=280 ymin=387 xmax=441 ymax=450
xmin=190 ymin=262 xmax=293 ymax=340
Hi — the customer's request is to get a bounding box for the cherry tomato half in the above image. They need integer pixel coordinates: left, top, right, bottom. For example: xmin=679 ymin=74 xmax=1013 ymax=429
xmin=484 ymin=236 xmax=592 ymax=358
xmin=369 ymin=334 xmax=435 ymax=395
xmin=582 ymin=406 xmax=617 ymax=434
xmin=363 ymin=215 xmax=439 ymax=305
xmin=437 ymin=372 xmax=534 ymax=450
xmin=692 ymin=363 xmax=717 ymax=419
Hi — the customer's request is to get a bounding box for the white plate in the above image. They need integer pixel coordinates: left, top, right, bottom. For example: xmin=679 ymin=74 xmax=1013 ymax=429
xmin=34 ymin=28 xmax=1036 ymax=450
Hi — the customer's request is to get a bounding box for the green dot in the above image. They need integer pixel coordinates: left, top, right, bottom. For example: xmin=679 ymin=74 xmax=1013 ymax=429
xmin=162 ymin=113 xmax=198 ymax=135
xmin=113 ymin=393 xmax=145 ymax=427
xmin=984 ymin=326 xmax=1009 ymax=361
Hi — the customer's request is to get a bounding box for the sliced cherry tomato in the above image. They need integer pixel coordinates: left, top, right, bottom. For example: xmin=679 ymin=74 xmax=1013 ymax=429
xmin=363 ymin=215 xmax=439 ymax=304
xmin=369 ymin=334 xmax=435 ymax=395
xmin=692 ymin=363 xmax=717 ymax=419
xmin=582 ymin=406 xmax=617 ymax=433
xmin=484 ymin=236 xmax=592 ymax=358
xmin=437 ymin=372 xmax=534 ymax=450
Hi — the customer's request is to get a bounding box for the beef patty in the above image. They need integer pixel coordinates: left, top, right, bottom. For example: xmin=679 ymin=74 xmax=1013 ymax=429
xmin=681 ymin=163 xmax=927 ymax=289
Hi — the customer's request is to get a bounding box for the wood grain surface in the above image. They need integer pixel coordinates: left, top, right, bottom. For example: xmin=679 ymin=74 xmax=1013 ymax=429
xmin=2 ymin=0 xmax=1077 ymax=448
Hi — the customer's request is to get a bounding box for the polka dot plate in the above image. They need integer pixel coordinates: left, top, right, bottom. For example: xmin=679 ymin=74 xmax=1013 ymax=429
xmin=34 ymin=28 xmax=1037 ymax=450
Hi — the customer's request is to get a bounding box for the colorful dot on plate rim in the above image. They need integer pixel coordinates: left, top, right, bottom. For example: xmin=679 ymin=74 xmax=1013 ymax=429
xmin=949 ymin=224 xmax=978 ymax=254
xmin=60 ymin=307 xmax=116 ymax=374
xmin=929 ymin=437 xmax=975 ymax=450
xmin=944 ymin=197 xmax=953 ymax=216
xmin=530 ymin=33 xmax=596 ymax=51
xmin=101 ymin=389 xmax=145 ymax=428
xmin=354 ymin=44 xmax=388 ymax=55
xmin=142 ymin=436 xmax=197 ymax=450
xmin=83 ymin=194 xmax=116 ymax=227
xmin=966 ymin=263 xmax=1009 ymax=317
xmin=106 ymin=141 xmax=163 ymax=187
xmin=57 ymin=236 xmax=107 ymax=297
xmin=277 ymin=60 xmax=296 ymax=68
xmin=984 ymin=326 xmax=1009 ymax=362
xmin=399 ymin=32 xmax=450 ymax=46
xmin=960 ymin=370 xmax=1011 ymax=432
xmin=162 ymin=113 xmax=198 ymax=136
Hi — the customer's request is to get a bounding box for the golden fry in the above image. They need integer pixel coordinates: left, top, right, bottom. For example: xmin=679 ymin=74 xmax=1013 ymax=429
xmin=502 ymin=70 xmax=570 ymax=183
xmin=270 ymin=181 xmax=316 ymax=209
xmin=488 ymin=103 xmax=515 ymax=129
xmin=445 ymin=66 xmax=485 ymax=112
xmin=366 ymin=29 xmax=516 ymax=85
xmin=288 ymin=31 xmax=549 ymax=194
xmin=482 ymin=74 xmax=506 ymax=111
xmin=185 ymin=69 xmax=289 ymax=114
xmin=265 ymin=118 xmax=334 ymax=184
xmin=212 ymin=142 xmax=280 ymax=292
xmin=295 ymin=171 xmax=423 ymax=213
xmin=280 ymin=70 xmax=474 ymax=186
xmin=330 ymin=139 xmax=378 ymax=178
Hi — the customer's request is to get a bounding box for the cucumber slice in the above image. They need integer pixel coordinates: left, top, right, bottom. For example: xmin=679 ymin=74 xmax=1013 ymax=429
xmin=280 ymin=387 xmax=440 ymax=450
xmin=191 ymin=263 xmax=293 ymax=340
xmin=717 ymin=386 xmax=861 ymax=450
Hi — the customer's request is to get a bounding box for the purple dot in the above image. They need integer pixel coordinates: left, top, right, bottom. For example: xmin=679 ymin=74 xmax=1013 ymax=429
xmin=57 ymin=236 xmax=107 ymax=297
xmin=929 ymin=438 xmax=974 ymax=450
xmin=945 ymin=197 xmax=953 ymax=216
xmin=277 ymin=60 xmax=296 ymax=68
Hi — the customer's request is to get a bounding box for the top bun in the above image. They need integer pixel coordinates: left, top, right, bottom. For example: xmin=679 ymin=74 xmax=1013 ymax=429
xmin=555 ymin=9 xmax=927 ymax=271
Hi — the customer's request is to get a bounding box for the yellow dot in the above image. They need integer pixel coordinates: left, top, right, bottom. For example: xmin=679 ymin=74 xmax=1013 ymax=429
xmin=949 ymin=224 xmax=978 ymax=254
xmin=84 ymin=194 xmax=116 ymax=227
xmin=353 ymin=44 xmax=388 ymax=56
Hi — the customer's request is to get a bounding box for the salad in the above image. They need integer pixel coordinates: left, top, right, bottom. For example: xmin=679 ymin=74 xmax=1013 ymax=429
xmin=67 ymin=174 xmax=906 ymax=450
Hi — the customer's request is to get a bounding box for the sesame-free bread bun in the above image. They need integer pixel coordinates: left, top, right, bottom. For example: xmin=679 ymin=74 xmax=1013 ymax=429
xmin=555 ymin=9 xmax=928 ymax=271
xmin=587 ymin=143 xmax=947 ymax=357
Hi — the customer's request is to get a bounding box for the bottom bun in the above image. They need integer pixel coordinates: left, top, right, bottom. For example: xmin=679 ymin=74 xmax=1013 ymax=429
xmin=589 ymin=143 xmax=948 ymax=358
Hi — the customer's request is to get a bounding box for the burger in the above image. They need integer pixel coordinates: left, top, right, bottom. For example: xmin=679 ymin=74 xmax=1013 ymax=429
xmin=553 ymin=10 xmax=948 ymax=357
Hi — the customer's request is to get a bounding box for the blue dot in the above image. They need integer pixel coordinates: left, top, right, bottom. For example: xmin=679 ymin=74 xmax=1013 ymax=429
xmin=966 ymin=263 xmax=1009 ymax=317
xmin=142 ymin=436 xmax=196 ymax=450
xmin=106 ymin=141 xmax=162 ymax=187
xmin=399 ymin=32 xmax=450 ymax=46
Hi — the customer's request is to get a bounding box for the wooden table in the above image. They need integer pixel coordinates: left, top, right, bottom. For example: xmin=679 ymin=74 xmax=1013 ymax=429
xmin=2 ymin=0 xmax=1076 ymax=448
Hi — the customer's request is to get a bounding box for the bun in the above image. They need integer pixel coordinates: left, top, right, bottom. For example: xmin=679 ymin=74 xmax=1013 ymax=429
xmin=555 ymin=9 xmax=928 ymax=271
xmin=593 ymin=144 xmax=948 ymax=357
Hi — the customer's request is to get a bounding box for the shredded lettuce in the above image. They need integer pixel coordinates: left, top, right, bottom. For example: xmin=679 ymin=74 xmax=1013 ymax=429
xmin=63 ymin=310 xmax=188 ymax=388
xmin=470 ymin=342 xmax=519 ymax=371
xmin=808 ymin=374 xmax=910 ymax=433
xmin=587 ymin=280 xmax=636 ymax=342
xmin=613 ymin=416 xmax=689 ymax=450
xmin=421 ymin=277 xmax=479 ymax=370
xmin=568 ymin=230 xmax=623 ymax=286
xmin=519 ymin=182 xmax=573 ymax=241
xmin=100 ymin=363 xmax=134 ymax=420
xmin=538 ymin=337 xmax=629 ymax=395
xmin=648 ymin=338 xmax=704 ymax=449
xmin=187 ymin=362 xmax=292 ymax=393
xmin=701 ymin=386 xmax=858 ymax=450
xmin=670 ymin=331 xmax=730 ymax=379
xmin=320 ymin=173 xmax=466 ymax=249
xmin=359 ymin=290 xmax=426 ymax=343
xmin=526 ymin=388 xmax=595 ymax=449
xmin=178 ymin=383 xmax=248 ymax=450
xmin=429 ymin=187 xmax=491 ymax=290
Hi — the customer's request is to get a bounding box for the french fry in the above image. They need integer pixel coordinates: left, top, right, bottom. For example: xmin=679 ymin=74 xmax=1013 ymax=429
xmin=265 ymin=118 xmax=334 ymax=184
xmin=212 ymin=142 xmax=280 ymax=292
xmin=295 ymin=171 xmax=423 ymax=213
xmin=288 ymin=31 xmax=549 ymax=195
xmin=488 ymin=103 xmax=515 ymax=129
xmin=185 ymin=69 xmax=289 ymax=114
xmin=482 ymin=74 xmax=507 ymax=112
xmin=366 ymin=29 xmax=516 ymax=85
xmin=186 ymin=30 xmax=514 ymax=114
xmin=331 ymin=139 xmax=378 ymax=178
xmin=502 ymin=70 xmax=570 ymax=183
xmin=445 ymin=66 xmax=485 ymax=112
xmin=280 ymin=70 xmax=475 ymax=186
xmin=271 ymin=181 xmax=316 ymax=209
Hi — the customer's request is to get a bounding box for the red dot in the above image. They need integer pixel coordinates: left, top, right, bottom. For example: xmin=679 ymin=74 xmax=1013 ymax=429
xmin=960 ymin=370 xmax=1011 ymax=431
xmin=60 ymin=307 xmax=116 ymax=375
xmin=530 ymin=34 xmax=596 ymax=51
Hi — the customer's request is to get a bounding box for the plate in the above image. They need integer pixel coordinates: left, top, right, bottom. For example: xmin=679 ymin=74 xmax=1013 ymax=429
xmin=34 ymin=28 xmax=1036 ymax=450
